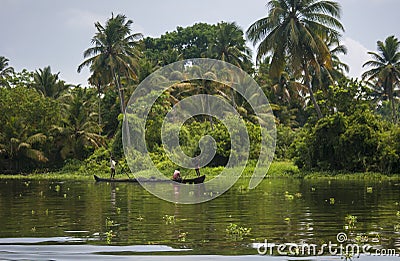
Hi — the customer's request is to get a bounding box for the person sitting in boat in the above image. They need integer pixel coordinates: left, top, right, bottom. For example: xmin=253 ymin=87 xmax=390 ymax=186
xmin=110 ymin=157 xmax=116 ymax=179
xmin=172 ymin=169 xmax=182 ymax=182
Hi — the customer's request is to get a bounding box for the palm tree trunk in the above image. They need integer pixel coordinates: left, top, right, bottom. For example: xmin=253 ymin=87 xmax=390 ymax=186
xmin=112 ymin=67 xmax=131 ymax=147
xmin=230 ymin=86 xmax=237 ymax=109
xmin=97 ymin=84 xmax=102 ymax=135
xmin=206 ymin=95 xmax=214 ymax=130
xmin=117 ymin=73 xmax=126 ymax=114
xmin=303 ymin=63 xmax=323 ymax=119
xmin=204 ymin=81 xmax=214 ymax=130
xmin=112 ymin=68 xmax=125 ymax=115
xmin=389 ymin=86 xmax=397 ymax=124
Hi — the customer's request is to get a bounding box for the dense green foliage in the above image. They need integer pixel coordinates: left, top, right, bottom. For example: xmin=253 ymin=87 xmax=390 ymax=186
xmin=291 ymin=110 xmax=397 ymax=172
xmin=1 ymin=4 xmax=399 ymax=176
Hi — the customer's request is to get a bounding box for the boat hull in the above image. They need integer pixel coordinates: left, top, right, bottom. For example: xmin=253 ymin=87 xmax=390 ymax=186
xmin=94 ymin=175 xmax=205 ymax=184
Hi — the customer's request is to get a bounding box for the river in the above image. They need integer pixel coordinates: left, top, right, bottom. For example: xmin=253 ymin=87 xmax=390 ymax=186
xmin=0 ymin=177 xmax=399 ymax=260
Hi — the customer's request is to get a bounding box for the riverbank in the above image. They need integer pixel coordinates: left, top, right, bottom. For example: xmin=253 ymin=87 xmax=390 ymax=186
xmin=1 ymin=161 xmax=399 ymax=181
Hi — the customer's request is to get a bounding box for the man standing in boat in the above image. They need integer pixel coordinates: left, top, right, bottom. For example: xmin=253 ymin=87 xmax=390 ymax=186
xmin=110 ymin=157 xmax=116 ymax=179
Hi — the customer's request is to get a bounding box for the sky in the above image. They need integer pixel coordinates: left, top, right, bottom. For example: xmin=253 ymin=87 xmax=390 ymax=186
xmin=1 ymin=0 xmax=399 ymax=86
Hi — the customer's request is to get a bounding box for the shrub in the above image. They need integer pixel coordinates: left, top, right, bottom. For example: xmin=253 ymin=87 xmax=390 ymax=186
xmin=291 ymin=109 xmax=400 ymax=173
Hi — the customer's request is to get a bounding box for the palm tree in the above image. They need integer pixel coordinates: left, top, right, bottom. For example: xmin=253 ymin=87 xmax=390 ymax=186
xmin=78 ymin=13 xmax=143 ymax=115
xmin=271 ymin=71 xmax=307 ymax=104
xmin=207 ymin=22 xmax=253 ymax=108
xmin=208 ymin=22 xmax=252 ymax=70
xmin=247 ymin=0 xmax=344 ymax=119
xmin=32 ymin=66 xmax=71 ymax=99
xmin=2 ymin=131 xmax=48 ymax=171
xmin=328 ymin=38 xmax=349 ymax=79
xmin=88 ymin=68 xmax=112 ymax=135
xmin=53 ymin=88 xmax=104 ymax=160
xmin=362 ymin=35 xmax=400 ymax=123
xmin=0 ymin=56 xmax=14 ymax=87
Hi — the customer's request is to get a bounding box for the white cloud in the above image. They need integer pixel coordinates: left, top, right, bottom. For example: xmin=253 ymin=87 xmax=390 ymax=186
xmin=339 ymin=37 xmax=371 ymax=79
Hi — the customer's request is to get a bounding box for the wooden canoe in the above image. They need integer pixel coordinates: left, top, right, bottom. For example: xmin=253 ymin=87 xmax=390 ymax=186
xmin=94 ymin=174 xmax=205 ymax=184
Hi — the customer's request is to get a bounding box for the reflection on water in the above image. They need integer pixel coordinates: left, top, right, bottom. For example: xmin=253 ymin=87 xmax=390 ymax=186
xmin=0 ymin=177 xmax=399 ymax=260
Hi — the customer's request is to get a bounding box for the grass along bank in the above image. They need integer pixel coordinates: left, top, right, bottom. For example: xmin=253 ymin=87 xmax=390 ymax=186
xmin=0 ymin=161 xmax=399 ymax=181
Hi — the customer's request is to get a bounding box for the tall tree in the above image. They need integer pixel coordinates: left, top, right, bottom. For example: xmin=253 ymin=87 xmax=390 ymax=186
xmin=0 ymin=56 xmax=14 ymax=87
xmin=246 ymin=0 xmax=344 ymax=119
xmin=362 ymin=35 xmax=400 ymax=123
xmin=78 ymin=13 xmax=143 ymax=115
xmin=143 ymin=23 xmax=218 ymax=62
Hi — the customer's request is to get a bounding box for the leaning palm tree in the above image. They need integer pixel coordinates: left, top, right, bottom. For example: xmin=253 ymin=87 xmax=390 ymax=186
xmin=0 ymin=56 xmax=14 ymax=87
xmin=247 ymin=0 xmax=344 ymax=119
xmin=362 ymin=35 xmax=400 ymax=123
xmin=78 ymin=13 xmax=143 ymax=115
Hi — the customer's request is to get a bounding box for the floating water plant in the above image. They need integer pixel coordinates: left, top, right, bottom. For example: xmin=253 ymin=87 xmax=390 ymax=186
xmin=226 ymin=223 xmax=251 ymax=240
xmin=285 ymin=191 xmax=294 ymax=200
xmin=395 ymin=223 xmax=400 ymax=232
xmin=163 ymin=214 xmax=175 ymax=224
xmin=105 ymin=230 xmax=114 ymax=244
xmin=344 ymin=214 xmax=357 ymax=230
xmin=178 ymin=231 xmax=188 ymax=242
xmin=105 ymin=217 xmax=114 ymax=228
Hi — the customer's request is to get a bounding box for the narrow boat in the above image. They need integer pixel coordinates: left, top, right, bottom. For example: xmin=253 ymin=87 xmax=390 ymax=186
xmin=94 ymin=174 xmax=205 ymax=184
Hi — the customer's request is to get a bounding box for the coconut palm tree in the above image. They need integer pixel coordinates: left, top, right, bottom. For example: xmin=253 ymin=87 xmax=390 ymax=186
xmin=362 ymin=35 xmax=400 ymax=123
xmin=53 ymin=87 xmax=104 ymax=160
xmin=88 ymin=67 xmax=113 ymax=135
xmin=310 ymin=37 xmax=348 ymax=95
xmin=2 ymin=131 xmax=48 ymax=171
xmin=208 ymin=22 xmax=252 ymax=70
xmin=246 ymin=0 xmax=344 ymax=119
xmin=77 ymin=13 xmax=143 ymax=115
xmin=271 ymin=71 xmax=307 ymax=104
xmin=0 ymin=56 xmax=14 ymax=87
xmin=32 ymin=66 xmax=71 ymax=99
xmin=207 ymin=22 xmax=253 ymax=108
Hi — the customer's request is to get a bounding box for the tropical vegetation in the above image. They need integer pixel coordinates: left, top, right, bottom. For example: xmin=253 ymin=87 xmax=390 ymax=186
xmin=1 ymin=0 xmax=399 ymax=177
